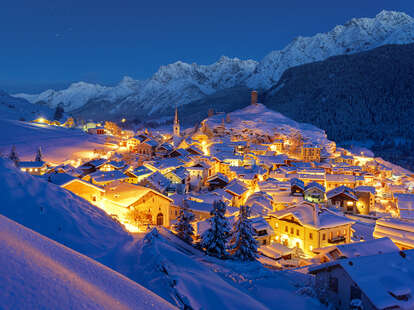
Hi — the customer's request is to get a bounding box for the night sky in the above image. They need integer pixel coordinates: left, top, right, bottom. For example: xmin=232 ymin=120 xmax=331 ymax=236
xmin=1 ymin=0 xmax=414 ymax=93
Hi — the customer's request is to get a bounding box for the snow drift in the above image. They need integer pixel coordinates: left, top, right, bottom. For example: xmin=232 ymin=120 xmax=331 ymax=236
xmin=0 ymin=214 xmax=176 ymax=310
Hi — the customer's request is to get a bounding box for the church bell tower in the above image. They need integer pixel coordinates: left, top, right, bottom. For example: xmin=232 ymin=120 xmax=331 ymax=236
xmin=173 ymin=107 xmax=180 ymax=137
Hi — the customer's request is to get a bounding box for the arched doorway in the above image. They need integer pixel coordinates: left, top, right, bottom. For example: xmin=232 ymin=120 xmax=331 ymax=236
xmin=156 ymin=213 xmax=164 ymax=226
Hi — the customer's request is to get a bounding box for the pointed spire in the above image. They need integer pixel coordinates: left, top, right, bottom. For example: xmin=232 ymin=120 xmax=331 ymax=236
xmin=174 ymin=106 xmax=179 ymax=124
xmin=173 ymin=106 xmax=180 ymax=137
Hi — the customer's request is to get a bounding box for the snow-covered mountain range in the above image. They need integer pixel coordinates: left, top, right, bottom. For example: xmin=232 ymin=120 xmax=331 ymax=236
xmin=13 ymin=10 xmax=414 ymax=118
xmin=0 ymin=90 xmax=54 ymax=121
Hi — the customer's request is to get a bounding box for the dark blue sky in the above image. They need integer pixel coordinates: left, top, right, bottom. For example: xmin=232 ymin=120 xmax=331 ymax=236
xmin=1 ymin=0 xmax=413 ymax=93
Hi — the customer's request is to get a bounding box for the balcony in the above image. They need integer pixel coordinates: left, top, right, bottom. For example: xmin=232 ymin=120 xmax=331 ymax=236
xmin=328 ymin=236 xmax=346 ymax=244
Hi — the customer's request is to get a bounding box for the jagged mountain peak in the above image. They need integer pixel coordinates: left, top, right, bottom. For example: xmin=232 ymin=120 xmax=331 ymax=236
xmin=246 ymin=10 xmax=414 ymax=89
xmin=12 ymin=10 xmax=414 ymax=118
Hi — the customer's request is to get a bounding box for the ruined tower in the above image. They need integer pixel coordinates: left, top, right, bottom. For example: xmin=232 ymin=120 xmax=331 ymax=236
xmin=251 ymin=90 xmax=258 ymax=106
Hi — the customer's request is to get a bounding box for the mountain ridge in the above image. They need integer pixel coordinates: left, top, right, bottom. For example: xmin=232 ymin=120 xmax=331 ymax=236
xmin=13 ymin=10 xmax=414 ymax=119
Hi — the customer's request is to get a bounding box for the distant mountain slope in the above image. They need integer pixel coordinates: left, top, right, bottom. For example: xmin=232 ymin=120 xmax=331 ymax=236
xmin=0 ymin=215 xmax=176 ymax=310
xmin=16 ymin=57 xmax=257 ymax=116
xmin=264 ymin=43 xmax=414 ymax=169
xmin=247 ymin=10 xmax=414 ymax=89
xmin=0 ymin=90 xmax=54 ymax=121
xmin=0 ymin=119 xmax=109 ymax=163
xmin=14 ymin=11 xmax=414 ymax=120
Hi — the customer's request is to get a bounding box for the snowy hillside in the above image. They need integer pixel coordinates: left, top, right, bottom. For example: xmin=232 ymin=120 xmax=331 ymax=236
xmin=0 ymin=158 xmax=324 ymax=309
xmin=0 ymin=159 xmax=130 ymax=258
xmin=0 ymin=215 xmax=176 ymax=310
xmin=107 ymin=228 xmax=324 ymax=310
xmin=13 ymin=11 xmax=414 ymax=118
xmin=0 ymin=119 xmax=109 ymax=163
xmin=0 ymin=90 xmax=54 ymax=121
xmin=204 ymin=103 xmax=334 ymax=152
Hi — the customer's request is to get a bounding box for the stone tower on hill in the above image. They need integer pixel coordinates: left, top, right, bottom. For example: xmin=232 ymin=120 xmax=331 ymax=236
xmin=251 ymin=90 xmax=258 ymax=106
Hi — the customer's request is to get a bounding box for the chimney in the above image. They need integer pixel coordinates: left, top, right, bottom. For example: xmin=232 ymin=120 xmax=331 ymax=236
xmin=312 ymin=204 xmax=319 ymax=226
xmin=251 ymin=90 xmax=258 ymax=106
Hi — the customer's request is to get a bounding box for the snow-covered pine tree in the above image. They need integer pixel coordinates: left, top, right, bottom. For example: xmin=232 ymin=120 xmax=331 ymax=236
xmin=35 ymin=146 xmax=43 ymax=162
xmin=173 ymin=209 xmax=195 ymax=244
xmin=229 ymin=205 xmax=258 ymax=261
xmin=201 ymin=200 xmax=230 ymax=258
xmin=9 ymin=145 xmax=19 ymax=166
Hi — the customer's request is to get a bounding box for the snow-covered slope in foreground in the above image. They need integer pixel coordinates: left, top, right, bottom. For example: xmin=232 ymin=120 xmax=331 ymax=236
xmin=0 ymin=159 xmax=130 ymax=258
xmin=0 ymin=160 xmax=322 ymax=309
xmin=0 ymin=119 xmax=109 ymax=164
xmin=105 ymin=228 xmax=324 ymax=310
xmin=0 ymin=214 xmax=176 ymax=310
xmin=14 ymin=11 xmax=414 ymax=116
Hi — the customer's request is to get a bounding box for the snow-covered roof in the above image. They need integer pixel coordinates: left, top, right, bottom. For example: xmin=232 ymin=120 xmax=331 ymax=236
xmin=325 ymin=174 xmax=356 ymax=182
xmin=90 ymin=170 xmax=128 ymax=183
xmin=130 ymin=165 xmax=152 ymax=177
xmin=326 ymin=185 xmax=357 ymax=200
xmin=255 ymin=154 xmax=288 ymax=165
xmin=145 ymin=158 xmax=183 ymax=171
xmin=168 ymin=166 xmax=189 ymax=181
xmin=19 ymin=160 xmax=46 ymax=168
xmin=288 ymin=173 xmax=325 ymax=181
xmin=45 ymin=172 xmax=75 ymax=186
xmin=259 ymin=243 xmax=293 ymax=258
xmin=171 ymin=148 xmax=190 ymax=157
xmin=279 ymin=166 xmax=296 ymax=174
xmin=251 ymin=217 xmax=274 ymax=235
xmin=104 ymin=181 xmax=171 ymax=207
xmin=374 ymin=218 xmax=414 ymax=248
xmin=304 ymin=181 xmax=325 ymax=193
xmin=313 ymin=237 xmax=399 ymax=260
xmin=207 ymin=173 xmax=229 ymax=184
xmin=142 ymin=139 xmax=158 ymax=147
xmin=354 ymin=186 xmax=376 ymax=195
xmin=246 ymin=191 xmax=274 ymax=216
xmin=105 ymin=160 xmax=125 ymax=169
xmin=145 ymin=171 xmax=171 ymax=193
xmin=225 ymin=179 xmax=249 ymax=197
xmin=290 ymin=178 xmax=304 ymax=190
xmin=296 ymin=167 xmax=325 ymax=175
xmin=310 ymin=250 xmax=414 ymax=310
xmin=83 ymin=158 xmax=107 ymax=168
xmin=272 ymin=203 xmax=354 ymax=229
xmin=258 ymin=178 xmax=290 ymax=193
xmin=157 ymin=142 xmax=174 ymax=152
xmin=183 ymin=199 xmax=213 ymax=214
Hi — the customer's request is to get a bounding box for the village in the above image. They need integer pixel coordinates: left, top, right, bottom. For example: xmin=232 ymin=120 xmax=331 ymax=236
xmin=9 ymin=91 xmax=414 ymax=310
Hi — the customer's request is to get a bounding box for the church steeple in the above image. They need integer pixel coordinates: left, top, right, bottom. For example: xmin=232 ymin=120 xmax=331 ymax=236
xmin=173 ymin=107 xmax=180 ymax=137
